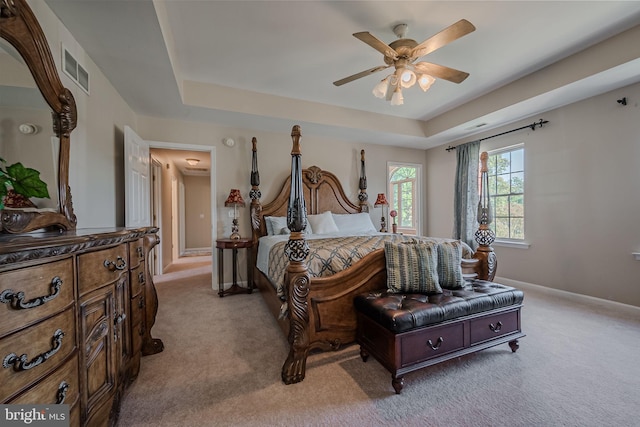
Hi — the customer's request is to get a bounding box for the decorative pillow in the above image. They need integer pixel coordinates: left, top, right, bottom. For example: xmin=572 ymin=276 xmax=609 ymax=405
xmin=384 ymin=241 xmax=442 ymax=294
xmin=307 ymin=211 xmax=339 ymax=235
xmin=265 ymin=216 xmax=312 ymax=235
xmin=332 ymin=212 xmax=377 ymax=234
xmin=437 ymin=240 xmax=466 ymax=289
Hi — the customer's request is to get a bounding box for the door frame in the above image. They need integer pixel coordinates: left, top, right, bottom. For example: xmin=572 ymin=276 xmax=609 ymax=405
xmin=148 ymin=140 xmax=217 ymax=285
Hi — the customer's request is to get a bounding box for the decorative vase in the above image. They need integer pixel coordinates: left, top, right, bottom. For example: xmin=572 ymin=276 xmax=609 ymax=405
xmin=392 ymin=223 xmax=397 ymax=234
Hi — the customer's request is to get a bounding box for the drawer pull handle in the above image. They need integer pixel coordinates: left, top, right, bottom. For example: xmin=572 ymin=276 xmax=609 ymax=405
xmin=427 ymin=337 xmax=444 ymax=351
xmin=138 ymin=271 xmax=146 ymax=285
xmin=3 ymin=329 xmax=65 ymax=371
xmin=104 ymin=256 xmax=127 ymax=271
xmin=137 ymin=246 xmax=144 ymax=258
xmin=489 ymin=321 xmax=503 ymax=333
xmin=138 ymin=296 xmax=145 ymax=309
xmin=56 ymin=381 xmax=69 ymax=404
xmin=0 ymin=276 xmax=63 ymax=310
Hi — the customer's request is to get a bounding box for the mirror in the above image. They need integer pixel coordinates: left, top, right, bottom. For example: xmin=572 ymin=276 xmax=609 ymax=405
xmin=0 ymin=0 xmax=77 ymax=233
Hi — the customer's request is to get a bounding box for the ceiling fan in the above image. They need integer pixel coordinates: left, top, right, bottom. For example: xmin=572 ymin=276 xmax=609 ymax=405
xmin=333 ymin=19 xmax=476 ymax=105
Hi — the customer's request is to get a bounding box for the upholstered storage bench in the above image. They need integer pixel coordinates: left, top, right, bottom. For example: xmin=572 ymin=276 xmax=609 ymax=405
xmin=354 ymin=280 xmax=525 ymax=393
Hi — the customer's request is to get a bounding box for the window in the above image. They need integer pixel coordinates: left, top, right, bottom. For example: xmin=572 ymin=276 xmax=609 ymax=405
xmin=387 ymin=162 xmax=421 ymax=235
xmin=486 ymin=145 xmax=524 ymax=240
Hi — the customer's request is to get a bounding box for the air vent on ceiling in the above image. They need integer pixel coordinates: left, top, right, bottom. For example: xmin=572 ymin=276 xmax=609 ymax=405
xmin=186 ymin=167 xmax=209 ymax=172
xmin=62 ymin=45 xmax=89 ymax=94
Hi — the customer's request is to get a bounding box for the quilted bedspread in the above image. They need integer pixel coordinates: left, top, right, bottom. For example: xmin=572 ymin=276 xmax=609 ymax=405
xmin=267 ymin=234 xmax=457 ymax=300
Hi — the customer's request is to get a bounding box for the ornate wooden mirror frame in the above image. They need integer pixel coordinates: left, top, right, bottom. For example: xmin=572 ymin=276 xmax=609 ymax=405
xmin=1 ymin=0 xmax=77 ymax=233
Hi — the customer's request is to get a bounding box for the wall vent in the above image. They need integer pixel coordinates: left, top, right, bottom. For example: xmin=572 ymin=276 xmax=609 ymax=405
xmin=62 ymin=45 xmax=89 ymax=94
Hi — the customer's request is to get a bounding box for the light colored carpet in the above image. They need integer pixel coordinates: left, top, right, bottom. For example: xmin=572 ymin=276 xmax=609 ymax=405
xmin=117 ymin=263 xmax=640 ymax=427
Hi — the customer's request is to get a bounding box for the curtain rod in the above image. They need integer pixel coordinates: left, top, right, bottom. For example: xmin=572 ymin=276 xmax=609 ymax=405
xmin=445 ymin=118 xmax=549 ymax=152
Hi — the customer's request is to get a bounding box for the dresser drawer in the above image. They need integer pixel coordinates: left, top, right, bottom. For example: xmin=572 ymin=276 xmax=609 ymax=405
xmin=129 ymin=239 xmax=145 ymax=270
xmin=470 ymin=309 xmax=520 ymax=345
xmin=130 ymin=264 xmax=146 ymax=298
xmin=0 ymin=259 xmax=74 ymax=337
xmin=399 ymin=322 xmax=465 ymax=367
xmin=77 ymin=246 xmax=127 ymax=296
xmin=0 ymin=308 xmax=76 ymax=401
xmin=8 ymin=353 xmax=79 ymax=406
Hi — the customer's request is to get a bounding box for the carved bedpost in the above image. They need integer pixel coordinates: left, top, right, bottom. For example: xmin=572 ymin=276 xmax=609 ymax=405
xmin=249 ymin=137 xmax=262 ymax=245
xmin=474 ymin=152 xmax=497 ymax=281
xmin=281 ymin=125 xmax=311 ymax=385
xmin=358 ymin=149 xmax=369 ymax=212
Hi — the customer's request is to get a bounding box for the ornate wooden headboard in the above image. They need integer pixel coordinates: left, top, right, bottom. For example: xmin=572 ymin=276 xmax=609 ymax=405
xmin=249 ymin=138 xmax=368 ymax=244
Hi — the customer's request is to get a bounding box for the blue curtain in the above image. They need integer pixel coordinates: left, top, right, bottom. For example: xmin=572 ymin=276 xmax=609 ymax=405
xmin=453 ymin=141 xmax=480 ymax=249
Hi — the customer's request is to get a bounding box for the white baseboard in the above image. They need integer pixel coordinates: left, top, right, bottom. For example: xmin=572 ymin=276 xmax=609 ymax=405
xmin=495 ymin=276 xmax=640 ymax=313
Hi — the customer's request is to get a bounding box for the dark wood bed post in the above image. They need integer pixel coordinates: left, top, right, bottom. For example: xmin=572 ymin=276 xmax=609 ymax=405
xmin=281 ymin=125 xmax=312 ymax=384
xmin=249 ymin=137 xmax=262 ymax=246
xmin=358 ymin=149 xmax=369 ymax=213
xmin=474 ymin=152 xmax=497 ymax=281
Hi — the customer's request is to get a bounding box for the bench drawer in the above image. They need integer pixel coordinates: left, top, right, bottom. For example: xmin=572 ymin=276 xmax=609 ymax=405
xmin=399 ymin=322 xmax=465 ymax=367
xmin=470 ymin=309 xmax=519 ymax=345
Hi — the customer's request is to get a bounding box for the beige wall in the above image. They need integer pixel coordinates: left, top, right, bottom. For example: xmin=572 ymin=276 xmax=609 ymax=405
xmin=183 ymin=175 xmax=211 ymax=250
xmin=426 ymin=80 xmax=640 ymax=307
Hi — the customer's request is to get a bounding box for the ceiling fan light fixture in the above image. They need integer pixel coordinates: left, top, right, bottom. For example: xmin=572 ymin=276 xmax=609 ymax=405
xmin=418 ymin=74 xmax=435 ymax=92
xmin=400 ymin=69 xmax=416 ymax=88
xmin=372 ymin=77 xmax=389 ymax=98
xmin=390 ymin=86 xmax=404 ymax=106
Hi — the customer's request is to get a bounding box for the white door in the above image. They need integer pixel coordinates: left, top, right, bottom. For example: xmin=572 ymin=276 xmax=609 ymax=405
xmin=124 ymin=126 xmax=151 ymax=227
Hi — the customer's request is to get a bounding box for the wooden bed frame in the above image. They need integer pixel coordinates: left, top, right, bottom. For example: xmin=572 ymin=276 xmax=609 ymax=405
xmin=249 ymin=126 xmax=497 ymax=384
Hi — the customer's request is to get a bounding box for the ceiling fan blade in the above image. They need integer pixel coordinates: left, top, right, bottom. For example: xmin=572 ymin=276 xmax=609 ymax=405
xmin=410 ymin=19 xmax=476 ymax=60
xmin=333 ymin=65 xmax=391 ymax=86
xmin=413 ymin=62 xmax=470 ymax=84
xmin=353 ymin=32 xmax=399 ymax=61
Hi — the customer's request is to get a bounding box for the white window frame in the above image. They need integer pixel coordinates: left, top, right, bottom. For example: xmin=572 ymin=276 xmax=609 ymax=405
xmin=486 ymin=143 xmax=526 ymax=245
xmin=387 ymin=161 xmax=422 ymax=236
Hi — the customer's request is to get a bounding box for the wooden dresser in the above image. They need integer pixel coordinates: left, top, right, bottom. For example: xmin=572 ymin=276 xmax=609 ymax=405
xmin=0 ymin=227 xmax=163 ymax=427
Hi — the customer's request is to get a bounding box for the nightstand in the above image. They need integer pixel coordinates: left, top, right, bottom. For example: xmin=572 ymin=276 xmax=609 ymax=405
xmin=216 ymin=238 xmax=254 ymax=297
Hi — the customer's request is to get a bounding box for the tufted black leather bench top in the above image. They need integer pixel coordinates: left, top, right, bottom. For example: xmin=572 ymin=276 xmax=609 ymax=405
xmin=354 ymin=280 xmax=524 ymax=334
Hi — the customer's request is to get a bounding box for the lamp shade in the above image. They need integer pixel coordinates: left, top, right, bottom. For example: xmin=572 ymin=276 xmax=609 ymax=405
xmin=374 ymin=193 xmax=388 ymax=207
xmin=224 ymin=189 xmax=245 ymax=207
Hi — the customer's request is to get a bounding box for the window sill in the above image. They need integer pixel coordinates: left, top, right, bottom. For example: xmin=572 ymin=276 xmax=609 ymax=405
xmin=492 ymin=240 xmax=530 ymax=249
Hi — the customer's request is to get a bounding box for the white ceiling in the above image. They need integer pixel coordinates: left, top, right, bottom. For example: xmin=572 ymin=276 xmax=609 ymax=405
xmin=45 ymin=1 xmax=640 ymax=149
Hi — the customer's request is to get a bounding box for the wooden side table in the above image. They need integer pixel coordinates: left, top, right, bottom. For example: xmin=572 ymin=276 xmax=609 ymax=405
xmin=216 ymin=238 xmax=254 ymax=297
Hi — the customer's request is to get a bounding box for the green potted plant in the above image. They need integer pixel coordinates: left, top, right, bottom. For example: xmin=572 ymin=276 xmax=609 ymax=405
xmin=0 ymin=157 xmax=50 ymax=210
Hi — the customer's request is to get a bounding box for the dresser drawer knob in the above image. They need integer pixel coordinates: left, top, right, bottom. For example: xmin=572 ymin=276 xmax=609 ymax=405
xmin=0 ymin=276 xmax=63 ymax=310
xmin=2 ymin=329 xmax=65 ymax=371
xmin=56 ymin=381 xmax=69 ymax=404
xmin=104 ymin=256 xmax=127 ymax=271
xmin=427 ymin=337 xmax=444 ymax=351
xmin=136 ymin=246 xmax=144 ymax=258
xmin=489 ymin=321 xmax=503 ymax=333
xmin=138 ymin=271 xmax=146 ymax=285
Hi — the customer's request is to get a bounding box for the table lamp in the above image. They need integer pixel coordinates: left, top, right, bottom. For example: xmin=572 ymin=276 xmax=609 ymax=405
xmin=374 ymin=193 xmax=389 ymax=232
xmin=224 ymin=189 xmax=245 ymax=240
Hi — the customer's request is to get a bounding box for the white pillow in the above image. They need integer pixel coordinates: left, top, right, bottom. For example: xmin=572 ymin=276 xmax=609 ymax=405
xmin=265 ymin=216 xmax=313 ymax=235
xmin=332 ymin=212 xmax=377 ymax=234
xmin=307 ymin=211 xmax=339 ymax=235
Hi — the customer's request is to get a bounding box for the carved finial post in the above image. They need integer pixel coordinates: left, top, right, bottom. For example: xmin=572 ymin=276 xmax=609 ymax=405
xmin=474 ymin=152 xmax=497 ymax=280
xmin=358 ymin=149 xmax=369 ymax=212
xmin=249 ymin=137 xmax=263 ymax=244
xmin=282 ymin=125 xmax=311 ymax=384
